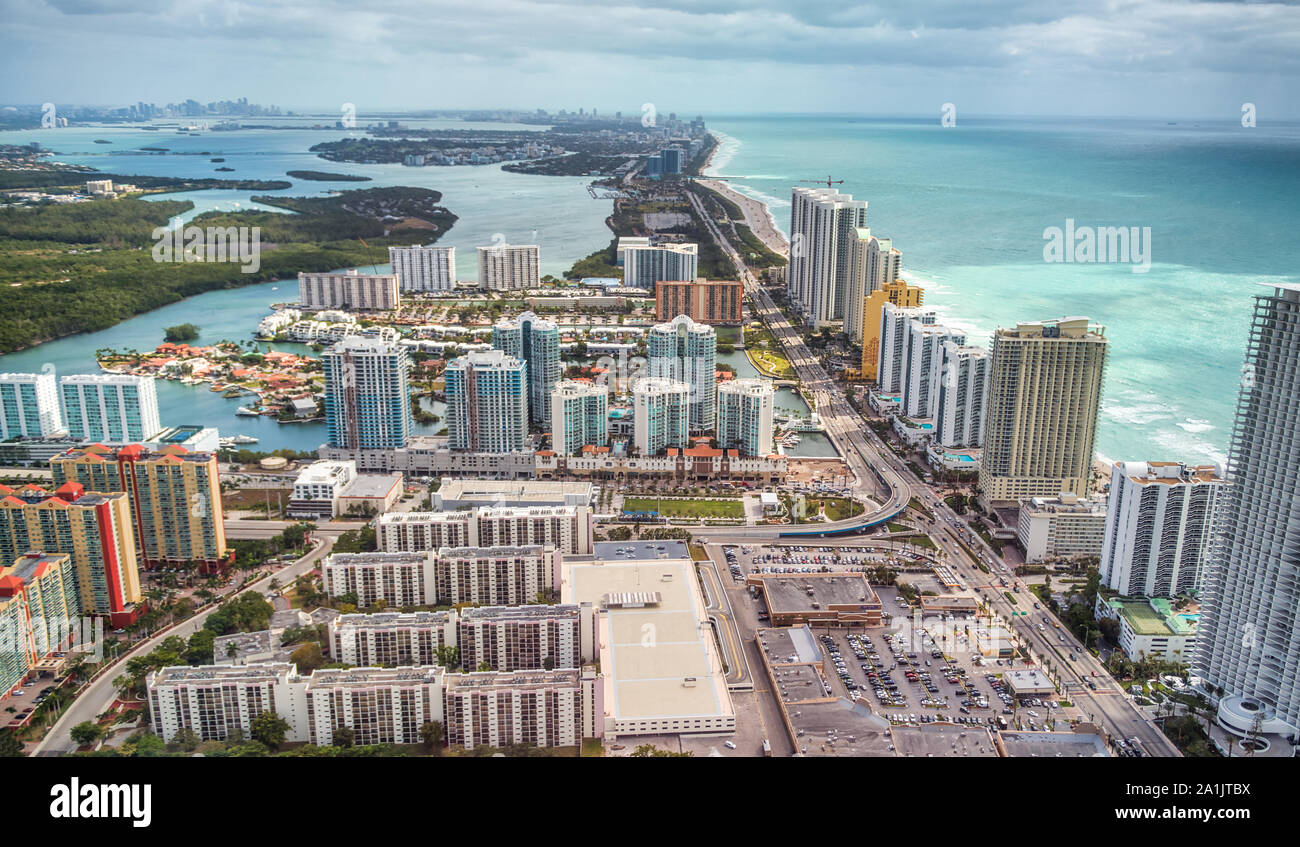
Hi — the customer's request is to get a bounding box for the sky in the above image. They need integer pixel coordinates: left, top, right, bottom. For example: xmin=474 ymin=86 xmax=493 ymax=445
xmin=2 ymin=0 xmax=1300 ymax=118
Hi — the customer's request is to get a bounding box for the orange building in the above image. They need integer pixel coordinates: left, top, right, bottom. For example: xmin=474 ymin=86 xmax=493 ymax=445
xmin=655 ymin=279 xmax=744 ymax=326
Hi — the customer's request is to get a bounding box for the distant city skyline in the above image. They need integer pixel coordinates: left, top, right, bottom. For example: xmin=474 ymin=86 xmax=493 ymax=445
xmin=3 ymin=1 xmax=1299 ymax=119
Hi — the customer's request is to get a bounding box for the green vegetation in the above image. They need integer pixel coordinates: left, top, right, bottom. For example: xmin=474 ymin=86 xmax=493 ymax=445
xmin=564 ymin=241 xmax=622 ymax=280
xmin=205 ymin=592 xmax=275 ymax=636
xmin=286 ymin=170 xmax=372 ymax=182
xmin=808 ymin=496 xmax=864 ymax=522
xmin=0 ymin=168 xmax=291 ymax=192
xmin=0 ymin=183 xmax=455 ymax=353
xmin=333 ymin=526 xmax=378 ymax=554
xmin=628 ymin=744 xmax=693 ymax=757
xmin=686 ymin=182 xmax=786 ymax=269
xmin=163 ymin=322 xmax=200 ymax=342
xmin=623 ymin=497 xmax=744 ymax=519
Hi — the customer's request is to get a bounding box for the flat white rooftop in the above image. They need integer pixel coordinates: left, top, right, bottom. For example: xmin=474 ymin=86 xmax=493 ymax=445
xmin=563 ymin=555 xmax=733 ymax=727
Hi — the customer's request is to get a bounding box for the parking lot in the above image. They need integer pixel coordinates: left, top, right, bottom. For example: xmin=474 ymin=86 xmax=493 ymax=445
xmin=3 ymin=675 xmax=62 ymax=732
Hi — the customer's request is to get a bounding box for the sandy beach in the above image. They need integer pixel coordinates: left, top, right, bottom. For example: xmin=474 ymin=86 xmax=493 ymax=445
xmin=697 ymin=134 xmax=788 ymax=258
xmin=697 ymin=177 xmax=789 ymax=259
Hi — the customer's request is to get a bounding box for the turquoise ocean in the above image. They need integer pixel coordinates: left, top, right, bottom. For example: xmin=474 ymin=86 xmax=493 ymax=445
xmin=3 ymin=115 xmax=1298 ymax=464
xmin=706 ymin=115 xmax=1300 ymax=467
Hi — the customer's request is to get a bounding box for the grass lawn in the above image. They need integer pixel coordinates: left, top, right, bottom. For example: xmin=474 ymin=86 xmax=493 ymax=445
xmin=810 ymin=496 xmax=864 ymax=522
xmin=623 ymin=497 xmax=745 ymax=519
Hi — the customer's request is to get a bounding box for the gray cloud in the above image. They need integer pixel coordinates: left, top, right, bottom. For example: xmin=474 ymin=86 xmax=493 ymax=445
xmin=3 ymin=0 xmax=1297 ymax=116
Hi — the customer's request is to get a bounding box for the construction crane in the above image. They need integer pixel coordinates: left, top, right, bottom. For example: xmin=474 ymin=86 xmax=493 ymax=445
xmin=799 ymin=176 xmax=844 ymax=188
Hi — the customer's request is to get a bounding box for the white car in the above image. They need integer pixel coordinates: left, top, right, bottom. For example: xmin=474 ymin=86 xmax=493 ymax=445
xmin=724 ymin=741 xmax=737 ymax=749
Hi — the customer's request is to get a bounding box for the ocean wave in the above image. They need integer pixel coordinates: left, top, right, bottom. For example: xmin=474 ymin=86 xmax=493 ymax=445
xmin=1151 ymin=427 xmax=1228 ymax=467
xmin=705 ymin=130 xmax=739 ymax=175
xmin=1101 ymin=399 xmax=1177 ymax=426
xmin=1176 ymin=418 xmax=1215 ymax=433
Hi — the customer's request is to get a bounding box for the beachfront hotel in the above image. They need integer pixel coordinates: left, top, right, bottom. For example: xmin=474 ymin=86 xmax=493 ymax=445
xmin=632 ymin=377 xmax=690 ymax=456
xmin=59 ymin=373 xmax=161 ymax=444
xmin=444 ymin=349 xmax=529 ymax=453
xmin=977 ymin=317 xmax=1109 ymax=504
xmin=1196 ymin=283 xmax=1300 ymax=739
xmin=877 ymin=303 xmax=936 ymax=394
xmin=901 ymin=321 xmax=965 ymax=420
xmin=0 ymin=372 xmax=65 ymax=439
xmin=298 ymin=269 xmax=401 ymax=311
xmin=322 ymin=337 xmax=412 ymax=452
xmin=844 ymin=228 xmax=901 ymax=342
xmin=933 ymin=341 xmax=989 ymax=450
xmin=477 ymin=243 xmax=540 ymax=291
xmin=551 ymin=380 xmax=608 ymax=456
xmin=654 ymin=278 xmax=743 ymax=326
xmin=50 ymin=443 xmax=230 ymax=574
xmin=0 ymin=483 xmax=141 ymax=626
xmin=787 ymin=187 xmax=868 ymax=328
xmin=1100 ymin=461 xmax=1226 ymax=598
xmin=717 ymin=378 xmax=775 ymax=457
xmin=388 ymin=244 xmax=456 ymax=292
xmin=492 ymin=311 xmax=561 ymax=428
xmin=622 ymin=242 xmax=699 ymax=289
xmin=857 ymin=279 xmax=925 ymax=381
xmin=647 ymin=314 xmax=717 ymax=433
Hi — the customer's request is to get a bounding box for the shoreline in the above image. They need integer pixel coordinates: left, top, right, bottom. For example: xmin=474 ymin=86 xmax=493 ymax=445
xmin=699 ymin=131 xmax=788 ymax=259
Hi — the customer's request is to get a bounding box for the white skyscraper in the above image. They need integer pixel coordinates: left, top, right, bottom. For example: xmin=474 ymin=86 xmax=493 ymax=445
xmin=322 ymin=338 xmax=412 ymax=451
xmin=878 ymin=303 xmax=936 ymax=394
xmin=622 ymin=243 xmax=699 ymax=288
xmin=444 ymin=350 xmax=529 ymax=453
xmin=60 ymin=374 xmax=161 ymax=443
xmin=388 ymin=245 xmax=456 ymax=292
xmin=717 ymin=378 xmax=775 ymax=456
xmin=492 ymin=311 xmax=560 ymax=428
xmin=0 ymin=372 xmax=65 ymax=438
xmin=632 ymin=378 xmax=690 ymax=456
xmin=787 ymin=187 xmax=868 ymax=328
xmin=845 ymin=228 xmax=901 ymax=342
xmin=552 ymin=380 xmax=608 ymax=455
xmin=901 ymin=321 xmax=964 ymax=419
xmin=933 ymin=342 xmax=989 ymax=449
xmin=1100 ymin=461 xmax=1226 ymax=599
xmin=1196 ymin=283 xmax=1300 ymax=737
xmin=647 ymin=314 xmax=717 ymax=433
xmin=477 ymin=244 xmax=540 ymax=291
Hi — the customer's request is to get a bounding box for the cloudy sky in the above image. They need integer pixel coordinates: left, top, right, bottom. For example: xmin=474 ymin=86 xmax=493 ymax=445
xmin=3 ymin=0 xmax=1299 ymax=118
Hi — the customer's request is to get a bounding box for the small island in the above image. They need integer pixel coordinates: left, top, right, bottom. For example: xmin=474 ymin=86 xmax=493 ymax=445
xmin=287 ymin=170 xmax=372 ymax=182
xmin=164 ymin=323 xmax=201 ymax=343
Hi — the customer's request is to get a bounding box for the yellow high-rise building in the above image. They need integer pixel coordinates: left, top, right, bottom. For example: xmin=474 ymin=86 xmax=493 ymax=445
xmin=50 ymin=443 xmax=231 ymax=573
xmin=0 ymin=483 xmax=141 ymax=626
xmin=977 ymin=317 xmax=1109 ymax=504
xmin=857 ymin=279 xmax=925 ymax=380
xmin=0 ymin=552 xmax=77 ymax=691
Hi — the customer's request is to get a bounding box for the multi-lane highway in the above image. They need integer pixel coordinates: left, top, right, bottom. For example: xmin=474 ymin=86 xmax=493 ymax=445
xmin=689 ymin=182 xmax=1178 ymax=756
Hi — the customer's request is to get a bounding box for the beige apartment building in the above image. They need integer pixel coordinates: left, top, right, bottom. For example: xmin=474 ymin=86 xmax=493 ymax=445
xmin=978 ymin=317 xmax=1108 ymax=504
